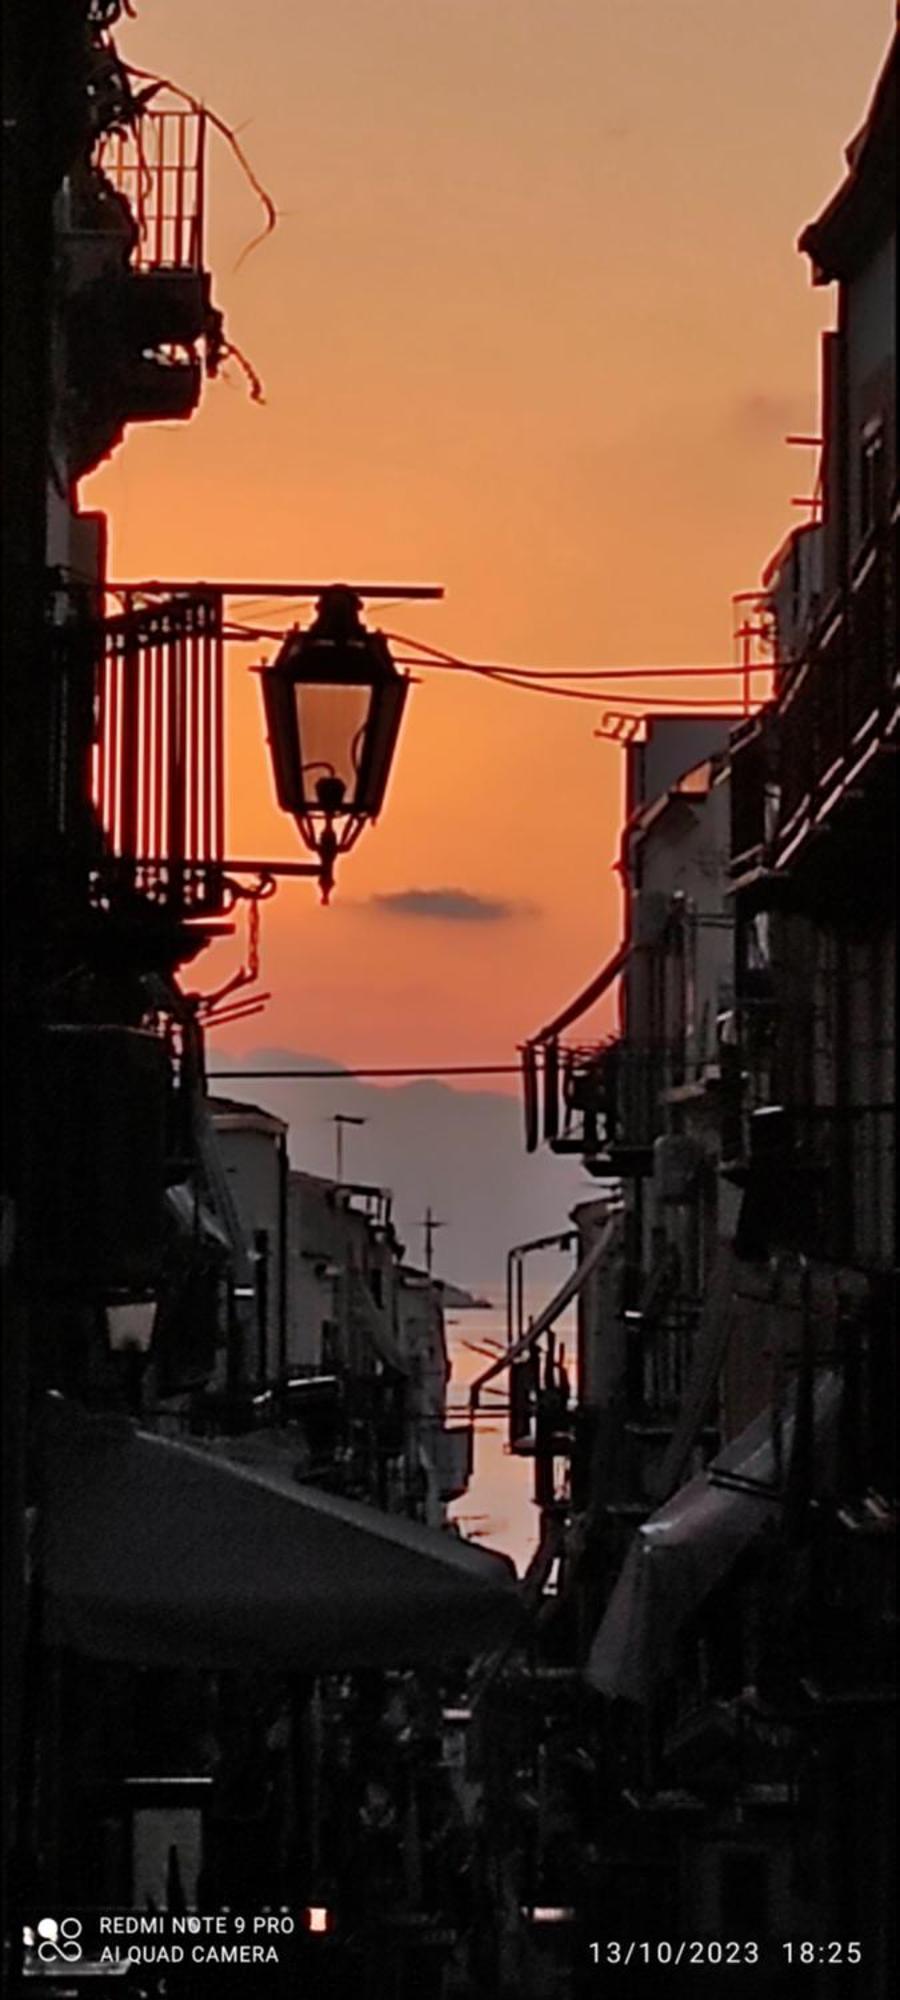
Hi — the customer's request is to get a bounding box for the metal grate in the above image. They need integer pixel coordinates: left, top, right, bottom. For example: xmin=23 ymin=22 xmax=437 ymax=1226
xmin=102 ymin=104 xmax=206 ymax=271
xmin=91 ymin=592 xmax=225 ymax=917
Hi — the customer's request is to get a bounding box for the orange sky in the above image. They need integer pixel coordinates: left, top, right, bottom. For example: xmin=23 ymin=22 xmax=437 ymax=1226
xmin=85 ymin=0 xmax=894 ymax=1080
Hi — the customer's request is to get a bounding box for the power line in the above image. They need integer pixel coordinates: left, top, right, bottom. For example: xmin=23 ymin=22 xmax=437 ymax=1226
xmin=408 ymin=664 xmax=768 ymax=681
xmin=383 ymin=631 xmax=753 ymax=711
xmin=207 ymin=1065 xmax=523 ymax=1081
xmin=387 ymin=635 xmax=769 ymax=682
xmin=216 ymin=615 xmax=759 ymax=712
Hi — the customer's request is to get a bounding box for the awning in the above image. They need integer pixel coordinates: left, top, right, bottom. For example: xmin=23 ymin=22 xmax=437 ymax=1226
xmin=470 ymin=1214 xmax=623 ymax=1405
xmin=39 ymin=1397 xmax=520 ymax=1672
xmin=585 ymin=1371 xmax=842 ymax=1704
xmin=532 ymin=941 xmax=631 ymax=1044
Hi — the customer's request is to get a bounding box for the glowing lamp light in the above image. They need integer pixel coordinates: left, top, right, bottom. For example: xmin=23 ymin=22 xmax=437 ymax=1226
xmin=304 ymin=1907 xmax=332 ymax=1935
xmin=107 ymin=1297 xmax=157 ymax=1353
xmin=259 ymin=585 xmax=409 ymax=903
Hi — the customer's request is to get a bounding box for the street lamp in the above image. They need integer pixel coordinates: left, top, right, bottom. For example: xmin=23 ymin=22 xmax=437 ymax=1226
xmin=258 ymin=585 xmax=410 ymax=902
xmin=107 ymin=1297 xmax=158 ymax=1353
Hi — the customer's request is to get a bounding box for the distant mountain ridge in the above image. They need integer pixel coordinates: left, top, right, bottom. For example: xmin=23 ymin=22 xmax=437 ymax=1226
xmin=207 ymin=1048 xmax=587 ymax=1291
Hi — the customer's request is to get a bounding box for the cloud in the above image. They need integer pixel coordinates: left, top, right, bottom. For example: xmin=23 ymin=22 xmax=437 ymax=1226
xmin=369 ymin=886 xmax=534 ymax=923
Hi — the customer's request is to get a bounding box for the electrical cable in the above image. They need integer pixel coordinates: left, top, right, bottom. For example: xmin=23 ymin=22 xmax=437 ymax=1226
xmin=207 ymin=1065 xmax=523 ymax=1080
xmin=220 ymin=619 xmax=754 ymax=711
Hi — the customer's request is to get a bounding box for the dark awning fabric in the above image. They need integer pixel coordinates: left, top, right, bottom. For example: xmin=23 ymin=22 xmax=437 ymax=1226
xmin=39 ymin=1398 xmax=520 ymax=1673
xmin=532 ymin=941 xmax=630 ymax=1044
xmin=585 ymin=1371 xmax=842 ymax=1705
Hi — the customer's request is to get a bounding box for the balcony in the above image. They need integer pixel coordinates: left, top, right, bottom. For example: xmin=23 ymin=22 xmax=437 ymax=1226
xmin=771 ymin=522 xmax=896 ymax=881
xmin=101 ymin=103 xmax=207 ymax=275
xmin=62 ymin=101 xmax=221 ymax=478
xmin=48 ymin=590 xmax=230 ymax=953
xmin=100 ymin=102 xmax=215 ymax=395
xmin=92 ymin=592 xmax=227 ymax=928
xmin=527 ymin=1037 xmax=675 ymax=1174
xmin=729 ymin=510 xmax=897 ymax=910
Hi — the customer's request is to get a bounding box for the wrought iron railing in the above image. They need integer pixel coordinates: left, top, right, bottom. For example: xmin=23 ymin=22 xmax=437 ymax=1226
xmin=770 ymin=523 xmax=894 ymax=860
xmin=90 ymin=590 xmax=226 ymax=918
xmin=525 ymin=1037 xmax=677 ymax=1161
xmin=101 ymin=102 xmax=206 ymax=273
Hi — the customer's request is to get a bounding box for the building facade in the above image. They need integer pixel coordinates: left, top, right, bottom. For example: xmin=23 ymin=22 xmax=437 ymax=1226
xmin=499 ymin=37 xmax=897 ymax=1994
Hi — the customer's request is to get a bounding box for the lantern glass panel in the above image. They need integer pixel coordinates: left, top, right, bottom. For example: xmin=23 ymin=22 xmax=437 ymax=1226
xmin=294 ymin=681 xmax=374 ymax=808
xmin=108 ymin=1299 xmax=157 ymax=1352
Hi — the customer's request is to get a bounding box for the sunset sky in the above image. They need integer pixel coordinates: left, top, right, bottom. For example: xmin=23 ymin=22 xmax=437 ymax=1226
xmin=86 ymin=0 xmax=893 ymax=1081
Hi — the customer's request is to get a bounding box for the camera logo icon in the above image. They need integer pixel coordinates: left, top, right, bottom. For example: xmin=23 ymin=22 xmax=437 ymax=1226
xmin=32 ymin=1918 xmax=84 ymax=1964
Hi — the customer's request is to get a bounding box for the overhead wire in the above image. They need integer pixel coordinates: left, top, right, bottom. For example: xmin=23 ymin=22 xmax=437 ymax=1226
xmin=383 ymin=629 xmax=758 ymax=710
xmin=216 ymin=617 xmax=755 ymax=711
xmin=207 ymin=1065 xmax=523 ymax=1080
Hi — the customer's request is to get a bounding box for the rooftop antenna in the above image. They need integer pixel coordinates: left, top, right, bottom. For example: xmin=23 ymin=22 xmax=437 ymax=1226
xmin=418 ymin=1205 xmax=446 ymax=1278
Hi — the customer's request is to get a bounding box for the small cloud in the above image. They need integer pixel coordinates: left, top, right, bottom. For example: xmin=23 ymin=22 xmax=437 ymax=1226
xmin=370 ymin=886 xmax=534 ymax=923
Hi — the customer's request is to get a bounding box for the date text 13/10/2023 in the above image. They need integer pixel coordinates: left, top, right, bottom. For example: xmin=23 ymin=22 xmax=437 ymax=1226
xmin=589 ymin=1941 xmax=864 ymax=1969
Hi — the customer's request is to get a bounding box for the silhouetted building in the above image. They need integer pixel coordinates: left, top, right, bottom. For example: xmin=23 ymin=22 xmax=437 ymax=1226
xmin=503 ymin=34 xmax=897 ymax=1995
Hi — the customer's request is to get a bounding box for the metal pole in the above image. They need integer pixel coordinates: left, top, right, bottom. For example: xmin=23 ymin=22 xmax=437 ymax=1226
xmin=419 ymin=1207 xmax=446 ymax=1278
xmin=111 ymin=579 xmax=445 ymax=602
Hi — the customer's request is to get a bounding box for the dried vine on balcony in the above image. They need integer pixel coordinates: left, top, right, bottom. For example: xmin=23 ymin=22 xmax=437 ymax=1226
xmin=122 ymin=64 xmax=279 ymax=271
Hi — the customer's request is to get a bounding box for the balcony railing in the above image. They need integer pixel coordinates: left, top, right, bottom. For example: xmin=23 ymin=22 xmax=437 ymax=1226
xmin=773 ymin=525 xmax=895 ymax=864
xmin=730 ymin=521 xmax=896 ymax=885
xmin=101 ymin=102 xmax=206 ymax=274
xmin=90 ymin=591 xmax=227 ymax=920
xmin=525 ymin=1037 xmax=675 ymax=1166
